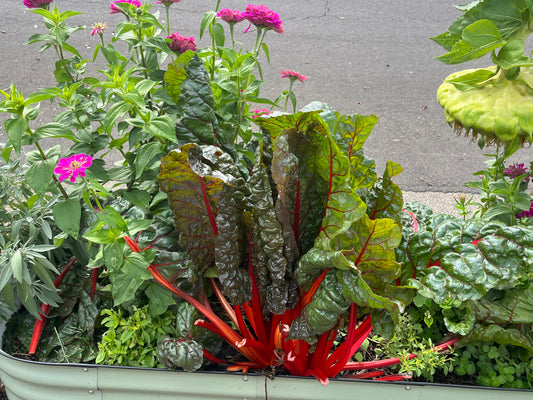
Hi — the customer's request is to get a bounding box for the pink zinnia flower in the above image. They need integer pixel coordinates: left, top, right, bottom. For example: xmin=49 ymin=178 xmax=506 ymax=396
xmin=504 ymin=163 xmax=530 ymax=182
xmin=166 ymin=32 xmax=197 ymax=54
xmin=252 ymin=109 xmax=270 ymax=118
xmin=217 ymin=9 xmax=246 ymax=24
xmin=23 ymin=0 xmax=52 ymax=9
xmin=90 ymin=22 xmax=109 ymax=36
xmin=242 ymin=4 xmax=284 ymax=34
xmin=281 ymin=70 xmax=308 ymax=83
xmin=110 ymin=0 xmax=142 ymax=14
xmin=54 ymin=154 xmax=93 ymax=183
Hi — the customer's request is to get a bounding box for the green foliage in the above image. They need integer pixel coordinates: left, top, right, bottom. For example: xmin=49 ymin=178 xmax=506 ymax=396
xmin=453 ymin=342 xmax=533 ymax=389
xmin=159 ymin=106 xmax=406 ymax=342
xmin=464 ymin=151 xmax=532 ymax=225
xmin=96 ymin=306 xmax=176 ymax=368
xmin=369 ymin=313 xmax=456 ymax=381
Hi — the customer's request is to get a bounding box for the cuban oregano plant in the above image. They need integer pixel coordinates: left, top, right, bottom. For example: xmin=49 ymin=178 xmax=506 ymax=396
xmin=432 ymin=0 xmax=533 ymax=148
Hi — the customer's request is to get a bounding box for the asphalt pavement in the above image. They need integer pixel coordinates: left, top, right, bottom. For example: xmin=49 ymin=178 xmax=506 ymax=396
xmin=0 ymin=0 xmax=531 ymax=213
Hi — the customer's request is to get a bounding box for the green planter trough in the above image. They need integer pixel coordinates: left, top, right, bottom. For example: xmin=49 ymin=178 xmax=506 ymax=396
xmin=0 ymin=349 xmax=531 ymax=400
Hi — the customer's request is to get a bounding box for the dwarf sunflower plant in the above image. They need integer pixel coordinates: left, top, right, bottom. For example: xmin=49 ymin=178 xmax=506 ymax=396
xmin=432 ymin=0 xmax=533 ymax=150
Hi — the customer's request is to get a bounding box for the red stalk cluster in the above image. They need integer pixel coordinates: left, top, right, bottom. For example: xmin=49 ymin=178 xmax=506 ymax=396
xmin=124 ymin=234 xmax=455 ymax=385
xmin=29 ymin=258 xmax=98 ymax=355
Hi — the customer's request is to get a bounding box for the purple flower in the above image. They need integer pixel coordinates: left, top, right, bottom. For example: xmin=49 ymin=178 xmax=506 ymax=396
xmin=166 ymin=32 xmax=197 ymax=54
xmin=90 ymin=22 xmax=109 ymax=36
xmin=217 ymin=9 xmax=246 ymax=24
xmin=242 ymin=4 xmax=284 ymax=34
xmin=23 ymin=0 xmax=52 ymax=9
xmin=54 ymin=154 xmax=93 ymax=183
xmin=110 ymin=0 xmax=142 ymax=14
xmin=281 ymin=70 xmax=308 ymax=83
xmin=504 ymin=163 xmax=530 ymax=182
xmin=516 ymin=201 xmax=533 ymax=219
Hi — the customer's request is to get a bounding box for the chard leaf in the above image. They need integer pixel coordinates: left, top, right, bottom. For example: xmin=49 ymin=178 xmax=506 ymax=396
xmin=362 ymin=160 xmax=404 ymax=225
xmin=173 ymin=302 xmax=223 ymax=357
xmin=290 ymin=270 xmax=350 ymax=340
xmin=157 ymin=338 xmax=204 ymax=372
xmin=165 ymin=54 xmax=219 ymax=146
xmin=261 ymin=111 xmax=331 ymax=254
xmin=407 ymin=220 xmax=533 ymax=304
xmin=318 ymin=105 xmax=379 ymax=189
xmin=298 ymin=215 xmax=402 ymax=299
xmin=460 ymin=324 xmax=533 ymax=354
xmin=249 ymin=147 xmax=289 ymax=314
xmin=159 ymin=144 xmax=232 ymax=270
xmin=468 ymin=285 xmax=533 ymax=326
xmin=215 ymin=183 xmax=252 ymax=305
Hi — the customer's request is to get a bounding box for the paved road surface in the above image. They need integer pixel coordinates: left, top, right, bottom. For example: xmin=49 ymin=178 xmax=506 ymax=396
xmin=1 ymin=0 xmax=531 ymax=194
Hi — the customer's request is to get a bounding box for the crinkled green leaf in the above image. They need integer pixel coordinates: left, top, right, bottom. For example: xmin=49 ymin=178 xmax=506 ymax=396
xmin=169 ymin=54 xmax=219 ymax=146
xmin=362 ymin=160 xmax=404 ymax=225
xmin=249 ymin=148 xmax=289 ymax=314
xmin=296 ymin=214 xmax=403 ymax=338
xmin=469 ymin=285 xmax=533 ymax=325
xmin=289 ymin=270 xmax=350 ymax=340
xmin=173 ymin=302 xmax=223 ymax=357
xmin=407 ymin=219 xmax=533 ymax=304
xmin=164 ymin=51 xmax=195 ymax=103
xmin=316 ymin=103 xmax=379 ymax=189
xmin=215 ymin=179 xmax=251 ymax=305
xmin=460 ymin=323 xmax=533 ymax=354
xmin=263 ymin=111 xmax=330 ymax=254
xmin=157 ymin=338 xmax=203 ymax=371
xmin=159 ymin=144 xmax=241 ymax=273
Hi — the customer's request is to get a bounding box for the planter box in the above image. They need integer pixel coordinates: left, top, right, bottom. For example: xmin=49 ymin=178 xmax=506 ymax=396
xmin=0 ymin=349 xmax=531 ymax=400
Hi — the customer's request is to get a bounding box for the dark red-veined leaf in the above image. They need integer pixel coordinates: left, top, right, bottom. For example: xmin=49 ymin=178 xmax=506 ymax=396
xmin=249 ymin=146 xmax=290 ymax=315
xmin=158 ymin=144 xmax=237 ymax=271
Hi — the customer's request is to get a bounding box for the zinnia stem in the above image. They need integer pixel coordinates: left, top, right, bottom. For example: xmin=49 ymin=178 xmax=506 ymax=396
xmin=284 ymin=80 xmax=294 ymax=113
xmin=34 ymin=141 xmax=70 ymax=199
xmin=165 ymin=4 xmax=171 ymax=36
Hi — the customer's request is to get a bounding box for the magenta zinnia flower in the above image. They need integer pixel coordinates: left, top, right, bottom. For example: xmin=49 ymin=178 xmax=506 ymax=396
xmin=252 ymin=109 xmax=271 ymax=118
xmin=242 ymin=4 xmax=284 ymax=34
xmin=166 ymin=32 xmax=197 ymax=54
xmin=23 ymin=0 xmax=52 ymax=9
xmin=504 ymin=163 xmax=530 ymax=182
xmin=281 ymin=70 xmax=308 ymax=83
xmin=54 ymin=154 xmax=93 ymax=183
xmin=217 ymin=9 xmax=246 ymax=24
xmin=110 ymin=0 xmax=142 ymax=14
